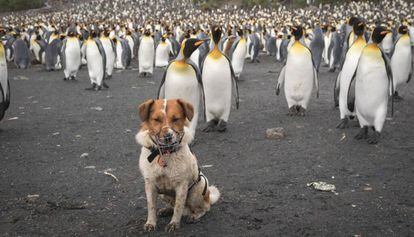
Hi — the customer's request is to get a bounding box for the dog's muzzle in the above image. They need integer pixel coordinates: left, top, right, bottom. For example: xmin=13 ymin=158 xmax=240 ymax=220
xmin=152 ymin=130 xmax=184 ymax=156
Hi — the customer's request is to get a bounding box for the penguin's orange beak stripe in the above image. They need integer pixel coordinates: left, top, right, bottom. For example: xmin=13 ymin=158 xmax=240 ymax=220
xmin=194 ymin=40 xmax=205 ymax=46
xmin=291 ymin=27 xmax=297 ymax=30
xmin=358 ymin=22 xmax=363 ymax=26
xmin=380 ymin=31 xmax=390 ymax=35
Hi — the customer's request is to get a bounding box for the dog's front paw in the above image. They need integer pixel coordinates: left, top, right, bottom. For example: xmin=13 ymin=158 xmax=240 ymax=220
xmin=165 ymin=221 xmax=180 ymax=232
xmin=144 ymin=222 xmax=156 ymax=232
xmin=157 ymin=207 xmax=174 ymax=217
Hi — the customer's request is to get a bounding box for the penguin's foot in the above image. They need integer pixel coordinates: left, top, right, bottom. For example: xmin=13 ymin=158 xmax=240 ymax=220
xmin=70 ymin=76 xmax=77 ymax=81
xmin=63 ymin=77 xmax=69 ymax=81
xmin=94 ymin=85 xmax=102 ymax=91
xmin=328 ymin=67 xmax=336 ymax=72
xmin=354 ymin=126 xmax=369 ymax=140
xmin=297 ymin=106 xmax=306 ymax=117
xmin=106 ymin=75 xmax=112 ymax=80
xmin=102 ymin=82 xmax=109 ymax=89
xmin=85 ymin=83 xmax=97 ymax=91
xmin=147 ymin=73 xmax=153 ymax=77
xmin=202 ymin=120 xmax=218 ymax=133
xmin=287 ymin=106 xmax=298 ymax=116
xmin=217 ymin=120 xmax=227 ymax=133
xmin=393 ymin=92 xmax=403 ymax=102
xmin=336 ymin=118 xmax=349 ymax=129
xmin=367 ymin=131 xmax=380 ymax=144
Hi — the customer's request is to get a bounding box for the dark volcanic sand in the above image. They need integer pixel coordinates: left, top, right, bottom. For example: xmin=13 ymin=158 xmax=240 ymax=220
xmin=0 ymin=56 xmax=413 ymax=236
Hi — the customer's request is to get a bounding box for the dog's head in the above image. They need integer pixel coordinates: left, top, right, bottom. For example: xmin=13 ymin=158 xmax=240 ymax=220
xmin=136 ymin=99 xmax=194 ymax=152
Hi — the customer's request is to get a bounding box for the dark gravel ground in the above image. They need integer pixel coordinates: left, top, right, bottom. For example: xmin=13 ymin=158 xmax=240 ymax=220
xmin=0 ymin=55 xmax=413 ymax=236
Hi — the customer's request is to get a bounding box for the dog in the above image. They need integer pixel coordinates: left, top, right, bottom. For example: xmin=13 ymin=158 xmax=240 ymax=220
xmin=135 ymin=98 xmax=220 ymax=232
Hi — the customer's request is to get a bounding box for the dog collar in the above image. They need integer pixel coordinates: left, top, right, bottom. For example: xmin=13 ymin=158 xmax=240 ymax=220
xmin=146 ymin=146 xmax=160 ymax=163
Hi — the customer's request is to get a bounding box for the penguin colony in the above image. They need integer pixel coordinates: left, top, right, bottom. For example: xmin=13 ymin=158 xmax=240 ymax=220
xmin=1 ymin=0 xmax=414 ymax=141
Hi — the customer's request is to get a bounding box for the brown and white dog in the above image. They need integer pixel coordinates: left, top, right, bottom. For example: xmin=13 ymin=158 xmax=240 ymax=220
xmin=135 ymin=99 xmax=220 ymax=232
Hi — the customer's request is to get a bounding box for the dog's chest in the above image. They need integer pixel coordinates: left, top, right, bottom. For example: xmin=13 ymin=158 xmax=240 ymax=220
xmin=155 ymin=174 xmax=178 ymax=195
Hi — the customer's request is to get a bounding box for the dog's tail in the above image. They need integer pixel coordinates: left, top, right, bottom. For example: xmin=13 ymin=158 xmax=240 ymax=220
xmin=209 ymin=186 xmax=220 ymax=205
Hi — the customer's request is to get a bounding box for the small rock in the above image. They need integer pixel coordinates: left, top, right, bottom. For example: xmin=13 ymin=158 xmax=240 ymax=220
xmin=125 ymin=129 xmax=132 ymax=133
xmin=351 ymin=204 xmax=356 ymax=208
xmin=91 ymin=106 xmax=103 ymax=111
xmin=363 ymin=187 xmax=373 ymax=191
xmin=8 ymin=117 xmax=19 ymax=121
xmin=75 ymin=135 xmax=82 ymax=138
xmin=202 ymin=164 xmax=213 ymax=168
xmin=307 ymin=181 xmax=336 ymax=192
xmin=84 ymin=166 xmax=95 ymax=169
xmin=43 ymin=107 xmax=51 ymax=110
xmin=52 ymin=132 xmax=60 ymax=136
xmin=266 ymin=127 xmax=285 ymax=140
xmin=80 ymin=153 xmax=89 ymax=158
xmin=27 ymin=194 xmax=40 ymax=202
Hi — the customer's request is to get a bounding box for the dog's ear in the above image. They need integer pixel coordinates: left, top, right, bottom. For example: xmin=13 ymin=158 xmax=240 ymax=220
xmin=177 ymin=99 xmax=194 ymax=122
xmin=138 ymin=99 xmax=155 ymax=122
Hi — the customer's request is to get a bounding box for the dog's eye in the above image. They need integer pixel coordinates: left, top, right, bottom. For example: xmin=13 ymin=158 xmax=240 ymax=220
xmin=152 ymin=117 xmax=162 ymax=123
xmin=172 ymin=117 xmax=180 ymax=123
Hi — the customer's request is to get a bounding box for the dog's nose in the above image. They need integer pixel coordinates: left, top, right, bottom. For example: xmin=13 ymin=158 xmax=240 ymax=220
xmin=163 ymin=132 xmax=173 ymax=143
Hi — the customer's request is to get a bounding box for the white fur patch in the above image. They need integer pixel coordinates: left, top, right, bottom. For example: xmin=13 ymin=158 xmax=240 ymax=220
xmin=135 ymin=130 xmax=153 ymax=147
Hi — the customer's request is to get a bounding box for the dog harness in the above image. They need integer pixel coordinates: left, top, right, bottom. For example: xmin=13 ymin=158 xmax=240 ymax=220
xmin=146 ymin=147 xmax=208 ymax=196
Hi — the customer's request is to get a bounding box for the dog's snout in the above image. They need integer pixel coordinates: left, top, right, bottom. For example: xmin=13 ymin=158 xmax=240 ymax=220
xmin=164 ymin=132 xmax=173 ymax=142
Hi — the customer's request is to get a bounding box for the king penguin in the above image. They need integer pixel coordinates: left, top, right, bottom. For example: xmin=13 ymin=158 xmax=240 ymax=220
xmin=157 ymin=38 xmax=205 ymax=137
xmin=138 ymin=30 xmax=155 ymax=77
xmin=61 ymin=28 xmax=81 ymax=80
xmin=155 ymin=35 xmax=170 ymax=68
xmin=201 ymin=26 xmax=239 ymax=132
xmin=85 ymin=30 xmax=108 ymax=91
xmin=0 ymin=41 xmax=10 ymax=121
xmin=336 ymin=20 xmax=367 ymax=129
xmin=353 ymin=26 xmax=394 ymax=144
xmin=100 ymin=29 xmax=116 ymax=79
xmin=390 ymin=25 xmax=412 ymax=101
xmin=276 ymin=25 xmax=319 ymax=116
xmin=230 ymin=29 xmax=247 ymax=80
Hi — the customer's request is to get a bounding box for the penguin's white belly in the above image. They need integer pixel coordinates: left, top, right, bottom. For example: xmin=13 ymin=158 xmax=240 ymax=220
xmin=355 ymin=59 xmax=388 ymax=126
xmin=65 ymin=40 xmax=81 ymax=74
xmin=338 ymin=49 xmax=362 ymax=117
xmin=276 ymin=39 xmax=282 ymax=60
xmin=189 ymin=49 xmax=200 ymax=68
xmin=126 ymin=37 xmax=135 ymax=58
xmin=115 ymin=43 xmax=124 ymax=69
xmin=391 ymin=40 xmax=412 ymax=87
xmin=245 ymin=38 xmax=251 ymax=58
xmin=31 ymin=42 xmax=41 ymax=62
xmin=202 ymin=56 xmax=232 ymax=120
xmin=284 ymin=53 xmax=314 ymax=107
xmin=231 ymin=41 xmax=246 ymax=77
xmin=381 ymin=35 xmax=393 ymax=53
xmin=102 ymin=40 xmax=115 ymax=75
xmin=323 ymin=35 xmax=331 ymax=64
xmin=0 ymin=50 xmax=8 ymax=100
xmin=155 ymin=44 xmax=169 ymax=67
xmin=86 ymin=43 xmax=103 ymax=80
xmin=164 ymin=67 xmax=201 ymax=133
xmin=138 ymin=40 xmax=154 ymax=73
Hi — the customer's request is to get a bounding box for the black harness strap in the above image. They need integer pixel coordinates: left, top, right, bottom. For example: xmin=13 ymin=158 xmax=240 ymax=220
xmin=188 ymin=168 xmax=208 ymax=196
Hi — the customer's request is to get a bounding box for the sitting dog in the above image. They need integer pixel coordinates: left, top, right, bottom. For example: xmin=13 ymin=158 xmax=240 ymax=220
xmin=136 ymin=99 xmax=220 ymax=232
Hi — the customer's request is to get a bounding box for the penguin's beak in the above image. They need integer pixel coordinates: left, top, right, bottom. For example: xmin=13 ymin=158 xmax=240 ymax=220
xmin=380 ymin=30 xmax=390 ymax=35
xmin=194 ymin=39 xmax=205 ymax=46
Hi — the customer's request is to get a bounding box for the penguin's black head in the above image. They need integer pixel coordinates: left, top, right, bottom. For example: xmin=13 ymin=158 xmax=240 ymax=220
xmin=144 ymin=29 xmax=151 ymax=36
xmin=91 ymin=30 xmax=98 ymax=38
xmin=291 ymin=25 xmax=303 ymax=40
xmin=182 ymin=38 xmax=205 ymax=59
xmin=211 ymin=25 xmax=222 ymax=44
xmin=103 ymin=29 xmax=110 ymax=37
xmin=353 ymin=20 xmax=365 ymax=36
xmin=237 ymin=29 xmax=243 ymax=36
xmin=398 ymin=25 xmax=408 ymax=34
xmin=348 ymin=16 xmax=359 ymax=26
xmin=372 ymin=26 xmax=390 ymax=44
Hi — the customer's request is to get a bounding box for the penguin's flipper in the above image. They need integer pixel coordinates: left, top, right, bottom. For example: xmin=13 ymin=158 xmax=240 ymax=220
xmin=347 ymin=71 xmax=357 ymax=113
xmin=223 ymin=54 xmax=239 ymax=109
xmin=110 ymin=39 xmax=117 ymax=58
xmin=187 ymin=59 xmax=207 ymax=118
xmin=380 ymin=49 xmax=394 ymax=116
xmin=408 ymin=47 xmax=413 ymax=83
xmin=0 ymin=85 xmax=5 ymax=121
xmin=156 ymin=62 xmax=174 ymax=99
xmin=60 ymin=38 xmax=67 ymax=70
xmin=276 ymin=66 xmax=286 ymax=96
xmin=313 ymin=67 xmax=319 ymax=98
xmin=334 ymin=72 xmax=341 ymax=107
xmin=94 ymin=39 xmax=107 ymax=79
